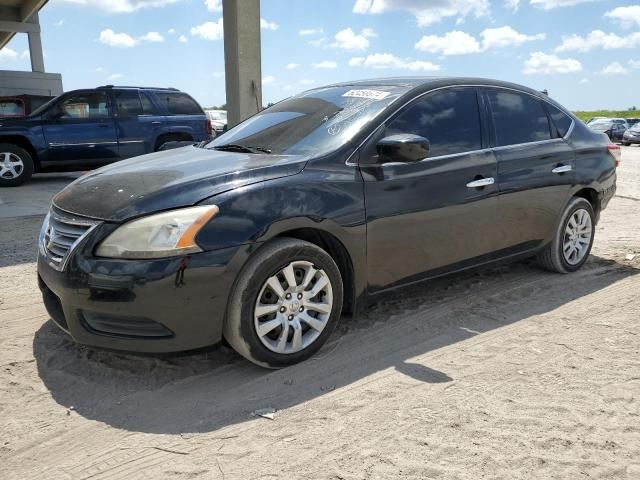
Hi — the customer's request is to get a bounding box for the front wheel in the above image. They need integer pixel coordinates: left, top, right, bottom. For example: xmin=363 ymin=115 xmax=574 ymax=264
xmin=0 ymin=143 xmax=34 ymax=187
xmin=536 ymin=197 xmax=595 ymax=273
xmin=224 ymin=238 xmax=343 ymax=368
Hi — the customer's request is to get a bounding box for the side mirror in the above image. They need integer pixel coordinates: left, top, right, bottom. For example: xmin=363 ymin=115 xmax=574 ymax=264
xmin=376 ymin=134 xmax=430 ymax=163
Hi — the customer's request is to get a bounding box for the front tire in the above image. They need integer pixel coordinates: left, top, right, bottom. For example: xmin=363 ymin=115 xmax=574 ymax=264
xmin=0 ymin=143 xmax=34 ymax=187
xmin=224 ymin=238 xmax=343 ymax=368
xmin=536 ymin=197 xmax=595 ymax=273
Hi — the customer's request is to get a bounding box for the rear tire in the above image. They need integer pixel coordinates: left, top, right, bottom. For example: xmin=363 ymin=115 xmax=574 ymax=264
xmin=536 ymin=197 xmax=595 ymax=273
xmin=224 ymin=238 xmax=343 ymax=368
xmin=0 ymin=143 xmax=34 ymax=187
xmin=622 ymin=142 xmax=630 ymax=146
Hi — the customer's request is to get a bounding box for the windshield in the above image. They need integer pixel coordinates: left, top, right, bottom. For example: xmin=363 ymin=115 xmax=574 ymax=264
xmin=207 ymin=85 xmax=408 ymax=156
xmin=207 ymin=110 xmax=227 ymax=121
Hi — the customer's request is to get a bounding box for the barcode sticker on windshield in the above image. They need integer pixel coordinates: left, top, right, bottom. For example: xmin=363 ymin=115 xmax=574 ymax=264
xmin=342 ymin=89 xmax=390 ymax=100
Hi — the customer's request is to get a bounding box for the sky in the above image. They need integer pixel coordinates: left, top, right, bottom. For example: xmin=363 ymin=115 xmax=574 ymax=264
xmin=0 ymin=0 xmax=637 ymax=110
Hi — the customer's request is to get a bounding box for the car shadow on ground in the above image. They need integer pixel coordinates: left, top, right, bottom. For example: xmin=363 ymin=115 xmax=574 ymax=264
xmin=32 ymin=255 xmax=638 ymax=435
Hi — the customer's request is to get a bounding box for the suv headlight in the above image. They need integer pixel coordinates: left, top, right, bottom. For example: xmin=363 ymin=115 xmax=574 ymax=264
xmin=95 ymin=206 xmax=218 ymax=259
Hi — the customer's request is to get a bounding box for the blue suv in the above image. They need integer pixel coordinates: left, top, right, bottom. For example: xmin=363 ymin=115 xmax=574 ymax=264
xmin=0 ymin=86 xmax=212 ymax=186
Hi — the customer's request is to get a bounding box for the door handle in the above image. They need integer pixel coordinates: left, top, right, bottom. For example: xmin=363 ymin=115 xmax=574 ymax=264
xmin=466 ymin=177 xmax=495 ymax=188
xmin=551 ymin=165 xmax=572 ymax=174
xmin=151 ymin=121 xmax=162 ymax=125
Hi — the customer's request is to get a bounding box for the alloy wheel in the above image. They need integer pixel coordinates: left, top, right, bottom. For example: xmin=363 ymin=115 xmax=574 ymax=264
xmin=563 ymin=208 xmax=592 ymax=265
xmin=254 ymin=260 xmax=333 ymax=354
xmin=0 ymin=152 xmax=24 ymax=180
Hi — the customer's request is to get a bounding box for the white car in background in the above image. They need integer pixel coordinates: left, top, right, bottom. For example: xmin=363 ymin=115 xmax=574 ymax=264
xmin=205 ymin=109 xmax=227 ymax=134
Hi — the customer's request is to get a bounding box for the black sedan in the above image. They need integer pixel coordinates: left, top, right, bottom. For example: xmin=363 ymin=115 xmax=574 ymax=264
xmin=37 ymin=77 xmax=618 ymax=368
xmin=588 ymin=119 xmax=627 ymax=142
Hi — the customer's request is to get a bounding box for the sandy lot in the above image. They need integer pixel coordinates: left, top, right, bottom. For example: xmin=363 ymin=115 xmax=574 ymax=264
xmin=1 ymin=147 xmax=639 ymax=479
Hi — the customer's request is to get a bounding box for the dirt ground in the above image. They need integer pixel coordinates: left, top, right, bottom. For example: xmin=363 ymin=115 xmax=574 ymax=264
xmin=1 ymin=147 xmax=639 ymax=480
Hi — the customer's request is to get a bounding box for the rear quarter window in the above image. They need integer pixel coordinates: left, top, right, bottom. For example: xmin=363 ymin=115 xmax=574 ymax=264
xmin=546 ymin=104 xmax=573 ymax=138
xmin=156 ymin=92 xmax=203 ymax=115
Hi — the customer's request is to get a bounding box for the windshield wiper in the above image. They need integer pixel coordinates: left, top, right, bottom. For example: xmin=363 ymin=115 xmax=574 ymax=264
xmin=212 ymin=144 xmax=272 ymax=154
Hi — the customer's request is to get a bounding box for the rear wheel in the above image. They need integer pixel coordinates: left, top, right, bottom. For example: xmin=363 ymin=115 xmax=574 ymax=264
xmin=537 ymin=197 xmax=595 ymax=273
xmin=224 ymin=238 xmax=343 ymax=368
xmin=0 ymin=143 xmax=34 ymax=187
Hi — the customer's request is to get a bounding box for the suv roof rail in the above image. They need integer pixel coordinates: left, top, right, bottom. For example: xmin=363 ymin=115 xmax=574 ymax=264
xmin=97 ymin=85 xmax=180 ymax=91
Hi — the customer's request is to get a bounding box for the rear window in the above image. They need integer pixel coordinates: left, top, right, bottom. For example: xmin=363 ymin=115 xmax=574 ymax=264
xmin=0 ymin=99 xmax=24 ymax=116
xmin=114 ymin=91 xmax=142 ymax=116
xmin=487 ymin=89 xmax=551 ymax=147
xmin=156 ymin=92 xmax=203 ymax=115
xmin=546 ymin=104 xmax=573 ymax=137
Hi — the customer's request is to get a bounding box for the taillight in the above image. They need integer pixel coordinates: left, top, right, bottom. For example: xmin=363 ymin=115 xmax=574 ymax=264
xmin=205 ymin=119 xmax=212 ymax=136
xmin=607 ymin=144 xmax=621 ymax=167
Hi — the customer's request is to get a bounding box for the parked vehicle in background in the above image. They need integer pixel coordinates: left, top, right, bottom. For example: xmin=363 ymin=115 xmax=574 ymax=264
xmin=588 ymin=119 xmax=627 ymax=142
xmin=622 ymin=122 xmax=640 ymax=146
xmin=37 ymin=77 xmax=617 ymax=368
xmin=0 ymin=86 xmax=211 ymax=187
xmin=205 ymin=109 xmax=227 ymax=134
xmin=0 ymin=94 xmax=54 ymax=118
xmin=626 ymin=118 xmax=639 ymax=127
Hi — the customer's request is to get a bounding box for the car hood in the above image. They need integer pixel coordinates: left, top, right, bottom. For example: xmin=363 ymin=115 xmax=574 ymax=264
xmin=53 ymin=146 xmax=307 ymax=222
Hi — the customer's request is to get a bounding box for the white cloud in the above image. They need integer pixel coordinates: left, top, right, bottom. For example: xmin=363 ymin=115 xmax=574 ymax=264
xmin=312 ymin=60 xmax=338 ymax=69
xmin=300 ymin=79 xmax=316 ymax=85
xmin=504 ymin=0 xmax=520 ymax=11
xmin=480 ymin=26 xmax=544 ymax=49
xmin=190 ymin=19 xmax=224 ymax=40
xmin=167 ymin=28 xmax=176 ymax=34
xmin=205 ymin=0 xmax=222 ymax=12
xmin=140 ymin=31 xmax=164 ymax=42
xmin=178 ymin=34 xmax=188 ymax=43
xmin=299 ymin=28 xmax=324 ymax=35
xmin=99 ymin=29 xmax=138 ymax=48
xmin=332 ymin=27 xmax=376 ymax=51
xmin=352 ymin=0 xmax=490 ymax=27
xmin=415 ymin=30 xmax=481 ymax=55
xmin=20 ymin=50 xmax=29 ymax=59
xmin=261 ymin=18 xmax=279 ymax=30
xmin=415 ymin=27 xmax=544 ymax=55
xmin=522 ymin=51 xmax=582 ymax=74
xmin=285 ymin=63 xmax=300 ymax=70
xmin=556 ymin=30 xmax=640 ymax=52
xmin=0 ymin=48 xmax=18 ymax=62
xmin=58 ymin=0 xmax=180 ymax=13
xmin=530 ymin=0 xmax=600 ymax=9
xmin=604 ymin=6 xmax=640 ymax=29
xmin=308 ymin=37 xmax=327 ymax=47
xmin=107 ymin=73 xmax=124 ymax=81
xmin=54 ymin=19 xmax=64 ymax=27
xmin=262 ymin=75 xmax=276 ymax=85
xmin=95 ymin=67 xmax=104 ymax=72
xmin=348 ymin=52 xmax=440 ymax=71
xmin=600 ymin=61 xmax=628 ymax=75
xmin=579 ymin=78 xmax=589 ymax=83
xmin=211 ymin=71 xmax=224 ymax=77
xmin=630 ymin=59 xmax=640 ymax=69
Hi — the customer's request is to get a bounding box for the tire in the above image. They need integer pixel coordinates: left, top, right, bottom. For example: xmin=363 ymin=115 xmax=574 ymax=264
xmin=622 ymin=142 xmax=630 ymax=146
xmin=536 ymin=197 xmax=595 ymax=273
xmin=224 ymin=238 xmax=344 ymax=368
xmin=0 ymin=143 xmax=34 ymax=187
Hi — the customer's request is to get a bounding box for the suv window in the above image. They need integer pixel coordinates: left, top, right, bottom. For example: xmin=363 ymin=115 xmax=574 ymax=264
xmin=0 ymin=99 xmax=24 ymax=117
xmin=156 ymin=92 xmax=202 ymax=115
xmin=140 ymin=93 xmax=156 ymax=114
xmin=386 ymin=87 xmax=482 ymax=158
xmin=546 ymin=103 xmax=573 ymax=138
xmin=58 ymin=92 xmax=109 ymax=119
xmin=487 ymin=89 xmax=551 ymax=146
xmin=114 ymin=91 xmax=142 ymax=117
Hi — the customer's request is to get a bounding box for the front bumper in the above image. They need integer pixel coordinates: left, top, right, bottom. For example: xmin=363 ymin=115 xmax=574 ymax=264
xmin=623 ymin=134 xmax=640 ymax=144
xmin=37 ymin=230 xmax=255 ymax=353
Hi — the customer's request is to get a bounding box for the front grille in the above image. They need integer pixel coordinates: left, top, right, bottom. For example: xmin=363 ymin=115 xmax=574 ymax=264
xmin=39 ymin=207 xmax=100 ymax=271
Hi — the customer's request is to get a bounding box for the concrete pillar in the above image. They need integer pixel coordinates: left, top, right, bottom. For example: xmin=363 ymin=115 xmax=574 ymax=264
xmin=222 ymin=0 xmax=262 ymax=128
xmin=27 ymin=13 xmax=44 ymax=73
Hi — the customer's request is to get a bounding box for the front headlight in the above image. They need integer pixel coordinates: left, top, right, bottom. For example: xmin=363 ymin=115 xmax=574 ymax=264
xmin=95 ymin=206 xmax=219 ymax=259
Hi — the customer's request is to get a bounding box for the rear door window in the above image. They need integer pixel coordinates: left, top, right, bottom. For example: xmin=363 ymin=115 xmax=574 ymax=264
xmin=114 ymin=91 xmax=143 ymax=117
xmin=157 ymin=92 xmax=203 ymax=115
xmin=385 ymin=87 xmax=482 ymax=158
xmin=486 ymin=89 xmax=551 ymax=146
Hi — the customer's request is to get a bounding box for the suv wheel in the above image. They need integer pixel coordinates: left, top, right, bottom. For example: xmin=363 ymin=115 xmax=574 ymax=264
xmin=224 ymin=238 xmax=343 ymax=368
xmin=0 ymin=143 xmax=34 ymax=187
xmin=536 ymin=197 xmax=595 ymax=273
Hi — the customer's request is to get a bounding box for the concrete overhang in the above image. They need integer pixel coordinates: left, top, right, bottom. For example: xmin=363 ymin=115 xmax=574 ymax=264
xmin=0 ymin=0 xmax=47 ymax=49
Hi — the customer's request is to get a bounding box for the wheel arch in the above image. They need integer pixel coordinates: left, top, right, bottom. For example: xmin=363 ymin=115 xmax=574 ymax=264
xmin=573 ymin=187 xmax=600 ymax=219
xmin=153 ymin=131 xmax=194 ymax=151
xmin=270 ymin=228 xmax=356 ymax=314
xmin=0 ymin=135 xmax=39 ymax=170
